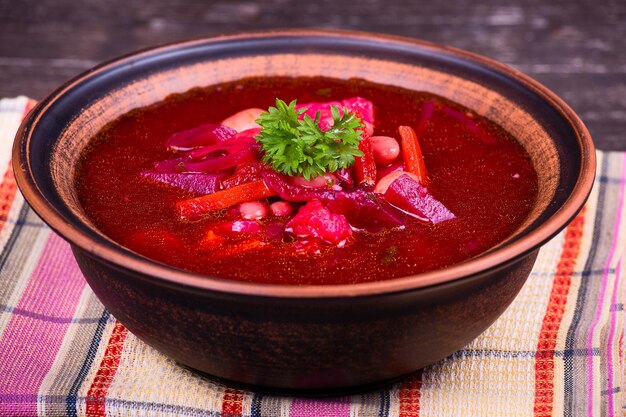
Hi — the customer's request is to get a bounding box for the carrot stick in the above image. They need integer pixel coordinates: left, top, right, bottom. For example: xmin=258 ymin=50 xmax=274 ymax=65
xmin=353 ymin=111 xmax=377 ymax=186
xmin=177 ymin=179 xmax=275 ymax=220
xmin=398 ymin=125 xmax=428 ymax=186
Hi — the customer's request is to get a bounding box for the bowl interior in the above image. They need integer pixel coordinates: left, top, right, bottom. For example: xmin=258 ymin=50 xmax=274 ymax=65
xmin=17 ymin=31 xmax=593 ymax=293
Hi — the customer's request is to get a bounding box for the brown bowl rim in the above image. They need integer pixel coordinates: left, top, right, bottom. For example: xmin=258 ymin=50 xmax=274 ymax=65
xmin=13 ymin=28 xmax=596 ymax=299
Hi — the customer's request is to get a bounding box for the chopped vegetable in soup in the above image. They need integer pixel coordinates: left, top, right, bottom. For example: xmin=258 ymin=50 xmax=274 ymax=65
xmin=75 ymin=76 xmax=538 ymax=285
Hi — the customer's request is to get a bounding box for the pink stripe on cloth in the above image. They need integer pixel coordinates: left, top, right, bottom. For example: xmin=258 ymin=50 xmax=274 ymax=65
xmin=289 ymin=397 xmax=351 ymax=417
xmin=0 ymin=233 xmax=86 ymax=416
xmin=586 ymin=155 xmax=626 ymax=416
xmin=606 ymin=258 xmax=621 ymax=417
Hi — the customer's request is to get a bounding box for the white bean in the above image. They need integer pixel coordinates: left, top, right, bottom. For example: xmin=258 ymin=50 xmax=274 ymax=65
xmin=221 ymin=108 xmax=265 ymax=132
xmin=270 ymin=201 xmax=293 ymax=217
xmin=239 ymin=201 xmax=268 ymax=220
xmin=370 ymin=135 xmax=400 ymax=166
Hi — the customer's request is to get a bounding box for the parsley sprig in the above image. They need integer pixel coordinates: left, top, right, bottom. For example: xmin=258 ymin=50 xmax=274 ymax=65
xmin=255 ymin=99 xmax=364 ymax=180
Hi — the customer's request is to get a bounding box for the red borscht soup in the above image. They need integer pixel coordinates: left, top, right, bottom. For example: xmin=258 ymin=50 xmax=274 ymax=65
xmin=75 ymin=77 xmax=538 ymax=285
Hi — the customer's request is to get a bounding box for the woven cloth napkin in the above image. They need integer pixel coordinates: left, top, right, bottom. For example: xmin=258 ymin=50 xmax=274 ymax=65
xmin=0 ymin=96 xmax=624 ymax=417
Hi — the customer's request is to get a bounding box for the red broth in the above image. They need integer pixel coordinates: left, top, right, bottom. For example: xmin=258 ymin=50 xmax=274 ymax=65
xmin=75 ymin=77 xmax=538 ymax=285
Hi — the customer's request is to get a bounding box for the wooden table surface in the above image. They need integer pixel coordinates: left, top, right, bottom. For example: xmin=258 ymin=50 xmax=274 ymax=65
xmin=1 ymin=0 xmax=624 ymax=150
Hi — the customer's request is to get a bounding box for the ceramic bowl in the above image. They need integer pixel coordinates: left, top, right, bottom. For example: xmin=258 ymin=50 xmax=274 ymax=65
xmin=13 ymin=30 xmax=595 ymax=393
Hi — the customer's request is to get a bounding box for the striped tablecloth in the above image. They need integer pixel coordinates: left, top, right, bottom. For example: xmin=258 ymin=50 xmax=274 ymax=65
xmin=0 ymin=96 xmax=624 ymax=417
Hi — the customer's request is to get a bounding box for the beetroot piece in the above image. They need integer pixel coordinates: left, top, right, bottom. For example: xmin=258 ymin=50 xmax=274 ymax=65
xmin=166 ymin=123 xmax=237 ymax=151
xmin=342 ymin=97 xmax=375 ymax=125
xmin=139 ymin=171 xmax=224 ymax=194
xmin=286 ymin=200 xmax=352 ymax=246
xmin=384 ymin=174 xmax=455 ymax=224
xmin=266 ymin=221 xmax=286 ymax=242
xmin=295 ymin=97 xmax=374 ymax=130
xmin=262 ymin=169 xmax=404 ymax=231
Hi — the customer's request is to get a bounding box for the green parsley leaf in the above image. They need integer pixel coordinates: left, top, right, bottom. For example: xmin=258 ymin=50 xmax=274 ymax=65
xmin=255 ymin=98 xmax=365 ymax=180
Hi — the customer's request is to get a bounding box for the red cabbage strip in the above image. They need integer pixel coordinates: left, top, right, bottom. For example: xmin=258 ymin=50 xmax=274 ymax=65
xmin=222 ymin=161 xmax=264 ymax=189
xmin=166 ymin=123 xmax=237 ymax=151
xmin=188 ymin=128 xmax=260 ymax=158
xmin=384 ymin=174 xmax=455 ymax=224
xmin=181 ymin=148 xmax=258 ymax=173
xmin=154 ymin=148 xmax=258 ymax=174
xmin=156 ymin=128 xmax=261 ymax=174
xmin=261 ymin=169 xmax=405 ymax=231
xmin=139 ymin=171 xmax=225 ymax=194
xmin=186 ymin=140 xmax=259 ymax=159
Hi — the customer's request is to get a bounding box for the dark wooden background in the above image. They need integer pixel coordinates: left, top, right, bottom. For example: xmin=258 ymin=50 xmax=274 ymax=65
xmin=1 ymin=0 xmax=624 ymax=149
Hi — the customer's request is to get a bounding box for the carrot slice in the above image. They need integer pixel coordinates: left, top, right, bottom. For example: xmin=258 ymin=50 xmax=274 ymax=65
xmin=398 ymin=125 xmax=428 ymax=186
xmin=177 ymin=179 xmax=275 ymax=220
xmin=353 ymin=111 xmax=377 ymax=186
